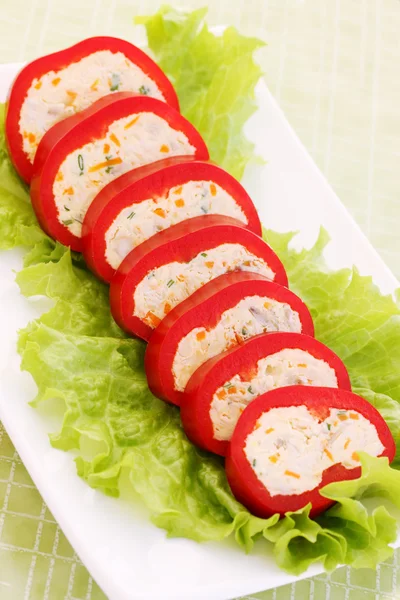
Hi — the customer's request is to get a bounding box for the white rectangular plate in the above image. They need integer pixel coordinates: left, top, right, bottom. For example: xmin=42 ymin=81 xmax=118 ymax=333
xmin=0 ymin=62 xmax=398 ymax=600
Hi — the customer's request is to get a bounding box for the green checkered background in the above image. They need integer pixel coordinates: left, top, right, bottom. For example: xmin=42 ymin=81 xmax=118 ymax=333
xmin=0 ymin=1 xmax=399 ymax=598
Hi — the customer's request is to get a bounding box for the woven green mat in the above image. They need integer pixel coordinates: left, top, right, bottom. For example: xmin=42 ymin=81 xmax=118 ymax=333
xmin=0 ymin=1 xmax=399 ymax=598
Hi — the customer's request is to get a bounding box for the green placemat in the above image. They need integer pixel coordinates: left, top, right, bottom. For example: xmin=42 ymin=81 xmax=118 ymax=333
xmin=0 ymin=1 xmax=399 ymax=599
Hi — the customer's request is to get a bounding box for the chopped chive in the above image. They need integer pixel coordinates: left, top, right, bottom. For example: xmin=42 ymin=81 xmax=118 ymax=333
xmin=105 ymin=166 xmax=113 ymax=174
xmin=252 ymin=459 xmax=257 ymax=467
xmin=74 ymin=217 xmax=83 ymax=224
xmin=105 ymin=154 xmax=112 ymax=161
xmin=110 ymin=73 xmax=121 ymax=91
xmin=241 ymin=327 xmax=247 ymax=336
xmin=327 ymin=423 xmax=331 ymax=431
xmin=78 ymin=154 xmax=84 ymax=174
xmin=337 ymin=410 xmax=347 ymax=415
xmin=201 ymin=252 xmax=207 ymax=257
xmin=62 ymin=219 xmax=73 ymax=226
xmin=167 ymin=279 xmax=174 ymax=288
xmin=200 ymin=205 xmax=208 ymax=214
xmin=223 ymin=382 xmax=233 ymax=389
xmin=139 ymin=84 xmax=150 ymax=95
xmin=127 ymin=211 xmax=136 ymax=219
xmin=248 ymin=386 xmax=254 ymax=394
xmin=64 ymin=205 xmax=70 ymax=212
xmin=147 ymin=272 xmax=155 ymax=279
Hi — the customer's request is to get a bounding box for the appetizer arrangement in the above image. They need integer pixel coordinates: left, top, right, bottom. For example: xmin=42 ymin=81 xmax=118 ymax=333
xmin=2 ymin=7 xmax=400 ymax=578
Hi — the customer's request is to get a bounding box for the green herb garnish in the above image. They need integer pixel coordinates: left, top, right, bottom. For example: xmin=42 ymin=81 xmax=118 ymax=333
xmin=63 ymin=205 xmax=70 ymax=212
xmin=62 ymin=219 xmax=73 ymax=226
xmin=78 ymin=154 xmax=84 ymax=174
xmin=248 ymin=386 xmax=254 ymax=394
xmin=252 ymin=459 xmax=257 ymax=467
xmin=127 ymin=212 xmax=135 ymax=220
xmin=110 ymin=73 xmax=121 ymax=91
xmin=167 ymin=279 xmax=174 ymax=287
xmin=223 ymin=382 xmax=233 ymax=389
xmin=327 ymin=423 xmax=332 ymax=431
xmin=201 ymin=252 xmax=207 ymax=257
xmin=139 ymin=85 xmax=150 ymax=95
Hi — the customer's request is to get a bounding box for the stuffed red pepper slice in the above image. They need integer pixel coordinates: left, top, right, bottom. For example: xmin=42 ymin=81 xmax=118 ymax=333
xmin=225 ymin=386 xmax=395 ymax=518
xmin=181 ymin=332 xmax=351 ymax=456
xmin=30 ymin=93 xmax=208 ymax=251
xmin=145 ymin=272 xmax=314 ymax=406
xmin=82 ymin=157 xmax=262 ymax=282
xmin=110 ymin=215 xmax=288 ymax=340
xmin=6 ymin=36 xmax=179 ymax=182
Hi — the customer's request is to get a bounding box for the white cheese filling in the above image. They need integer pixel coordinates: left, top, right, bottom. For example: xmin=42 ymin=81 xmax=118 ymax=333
xmin=245 ymin=406 xmax=384 ymax=496
xmin=52 ymin=113 xmax=196 ymax=237
xmin=19 ymin=50 xmax=166 ymax=163
xmin=211 ymin=349 xmax=338 ymax=441
xmin=105 ymin=181 xmax=248 ymax=269
xmin=135 ymin=244 xmax=275 ymax=326
xmin=172 ymin=295 xmax=302 ymax=392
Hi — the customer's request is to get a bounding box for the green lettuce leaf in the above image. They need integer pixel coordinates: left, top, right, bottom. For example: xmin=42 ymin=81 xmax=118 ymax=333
xmin=136 ymin=6 xmax=265 ymax=179
xmin=0 ymin=105 xmax=47 ymax=250
xmin=1 ymin=6 xmax=400 ymax=577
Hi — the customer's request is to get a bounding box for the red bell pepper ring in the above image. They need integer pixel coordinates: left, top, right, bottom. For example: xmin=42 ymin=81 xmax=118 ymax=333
xmin=181 ymin=332 xmax=351 ymax=457
xmin=145 ymin=272 xmax=314 ymax=406
xmin=110 ymin=215 xmax=288 ymax=340
xmin=82 ymin=157 xmax=262 ymax=282
xmin=6 ymin=36 xmax=179 ymax=183
xmin=30 ymin=92 xmax=209 ymax=252
xmin=225 ymin=386 xmax=396 ymax=518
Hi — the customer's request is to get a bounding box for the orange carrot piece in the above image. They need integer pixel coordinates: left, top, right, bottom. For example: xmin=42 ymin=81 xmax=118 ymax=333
xmin=160 ymin=144 xmax=169 ymax=153
xmin=66 ymin=90 xmax=77 ymax=102
xmin=124 ymin=116 xmax=140 ymax=129
xmin=210 ymin=183 xmax=217 ymax=196
xmin=175 ymin=199 xmax=185 ymax=207
xmin=110 ymin=132 xmax=120 ymax=147
xmin=88 ymin=157 xmax=122 ymax=172
xmin=63 ymin=186 xmax=74 ymax=195
xmin=285 ymin=470 xmax=300 ymax=479
xmin=174 ymin=186 xmax=183 ymax=195
xmin=34 ymin=81 xmax=42 ymax=90
xmin=52 ymin=77 xmax=61 ymax=86
xmin=145 ymin=311 xmax=161 ymax=327
xmin=153 ymin=208 xmax=166 ymax=218
xmin=205 ymin=261 xmax=214 ymax=268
